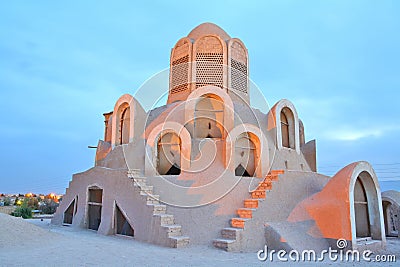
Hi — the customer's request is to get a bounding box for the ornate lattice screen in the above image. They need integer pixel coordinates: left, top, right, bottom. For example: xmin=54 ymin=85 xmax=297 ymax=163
xmin=171 ymin=42 xmax=190 ymax=94
xmin=230 ymin=41 xmax=248 ymax=94
xmin=195 ymin=36 xmax=224 ymax=89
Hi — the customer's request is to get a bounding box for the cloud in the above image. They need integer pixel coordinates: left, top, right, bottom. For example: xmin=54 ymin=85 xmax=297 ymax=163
xmin=323 ymin=125 xmax=400 ymax=141
xmin=327 ymin=128 xmax=382 ymax=141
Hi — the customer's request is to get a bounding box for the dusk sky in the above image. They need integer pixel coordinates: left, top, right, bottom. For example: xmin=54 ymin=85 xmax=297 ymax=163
xmin=1 ymin=1 xmax=399 ymax=194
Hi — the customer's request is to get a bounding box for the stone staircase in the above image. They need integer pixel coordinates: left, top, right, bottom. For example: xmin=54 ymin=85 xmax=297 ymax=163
xmin=127 ymin=169 xmax=190 ymax=248
xmin=213 ymin=170 xmax=284 ymax=251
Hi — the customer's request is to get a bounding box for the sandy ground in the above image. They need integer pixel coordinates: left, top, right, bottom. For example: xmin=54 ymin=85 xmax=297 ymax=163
xmin=0 ymin=214 xmax=399 ymax=267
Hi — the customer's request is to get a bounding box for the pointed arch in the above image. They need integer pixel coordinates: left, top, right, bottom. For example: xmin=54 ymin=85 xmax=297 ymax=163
xmin=226 ymin=124 xmax=269 ymax=178
xmin=349 ymin=162 xmax=386 ymax=249
xmin=271 ymin=99 xmax=300 ymax=154
xmin=227 ymin=38 xmax=249 ymax=104
xmin=145 ymin=122 xmax=191 ymax=176
xmin=185 ymin=85 xmax=234 ymax=139
xmin=111 ymin=94 xmax=146 ymax=148
xmin=168 ymin=37 xmax=193 ymax=104
xmin=193 ymin=34 xmax=227 ymax=89
xmin=157 ymin=132 xmax=181 ymax=175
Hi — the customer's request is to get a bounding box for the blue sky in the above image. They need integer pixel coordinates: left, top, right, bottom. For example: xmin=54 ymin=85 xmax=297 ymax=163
xmin=0 ymin=1 xmax=399 ymax=194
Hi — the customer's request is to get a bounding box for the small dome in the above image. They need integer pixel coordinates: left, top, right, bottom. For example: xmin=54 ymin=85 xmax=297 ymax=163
xmin=188 ymin=23 xmax=231 ymax=40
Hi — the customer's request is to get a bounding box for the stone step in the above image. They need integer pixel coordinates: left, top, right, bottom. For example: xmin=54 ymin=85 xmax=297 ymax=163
xmin=251 ymin=190 xmax=266 ymax=199
xmin=237 ymin=208 xmax=255 ymax=218
xmin=213 ymin=238 xmax=236 ymax=251
xmin=132 ymin=177 xmax=146 ymax=186
xmin=139 ymin=185 xmax=154 ymax=195
xmin=138 ymin=185 xmax=153 ymax=191
xmin=162 ymin=224 xmax=182 ymax=237
xmin=154 ymin=214 xmax=174 ymax=225
xmin=230 ymin=218 xmax=249 ymax=229
xmin=270 ymin=169 xmax=284 ymax=176
xmin=127 ymin=169 xmax=142 ymax=177
xmin=169 ymin=236 xmax=190 ymax=248
xmin=146 ymin=195 xmax=160 ymax=205
xmin=221 ymin=227 xmax=242 ymax=239
xmin=257 ymin=181 xmax=272 ymax=191
xmin=244 ymin=199 xmax=259 ymax=209
xmin=265 ymin=174 xmax=278 ymax=181
xmin=147 ymin=200 xmax=160 ymax=205
xmin=149 ymin=204 xmax=166 ymax=214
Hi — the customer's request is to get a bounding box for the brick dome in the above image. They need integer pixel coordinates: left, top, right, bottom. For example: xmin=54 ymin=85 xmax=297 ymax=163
xmin=187 ymin=22 xmax=231 ymax=40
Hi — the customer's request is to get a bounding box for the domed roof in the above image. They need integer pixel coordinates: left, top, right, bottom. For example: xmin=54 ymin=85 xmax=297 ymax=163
xmin=187 ymin=23 xmax=231 ymax=40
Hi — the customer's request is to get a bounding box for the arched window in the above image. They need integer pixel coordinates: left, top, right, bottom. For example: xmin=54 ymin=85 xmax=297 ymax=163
xmin=234 ymin=133 xmax=257 ymax=177
xmin=280 ymin=107 xmax=295 ymax=149
xmin=157 ymin=132 xmax=181 ymax=175
xmin=119 ymin=106 xmax=130 ymax=145
xmin=229 ymin=39 xmax=248 ymax=94
xmin=195 ymin=36 xmax=224 ymax=89
xmin=354 ymin=178 xmax=371 ymax=238
xmin=115 ymin=103 xmax=130 ymax=146
xmin=194 ymin=95 xmax=224 ymax=138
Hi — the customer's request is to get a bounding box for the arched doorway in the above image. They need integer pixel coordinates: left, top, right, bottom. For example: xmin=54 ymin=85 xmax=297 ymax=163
xmin=157 ymin=132 xmax=181 ymax=175
xmin=352 ymin=171 xmax=383 ymax=242
xmin=280 ymin=107 xmax=295 ymax=149
xmin=234 ymin=133 xmax=258 ymax=177
xmin=383 ymin=200 xmax=398 ymax=237
xmin=354 ymin=178 xmax=371 ymax=238
xmin=194 ymin=95 xmax=224 ymax=139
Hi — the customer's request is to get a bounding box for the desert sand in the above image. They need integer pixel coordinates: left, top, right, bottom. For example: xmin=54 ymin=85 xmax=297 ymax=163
xmin=0 ymin=213 xmax=398 ymax=266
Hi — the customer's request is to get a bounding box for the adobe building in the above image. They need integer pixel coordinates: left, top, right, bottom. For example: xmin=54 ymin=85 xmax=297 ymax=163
xmin=52 ymin=23 xmax=387 ymax=252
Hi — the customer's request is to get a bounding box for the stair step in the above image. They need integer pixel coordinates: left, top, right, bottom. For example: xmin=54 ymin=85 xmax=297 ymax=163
xmin=221 ymin=227 xmax=242 ymax=239
xmin=154 ymin=214 xmax=174 ymax=225
xmin=162 ymin=224 xmax=182 ymax=237
xmin=127 ymin=169 xmax=141 ymax=177
xmin=213 ymin=238 xmax=236 ymax=251
xmin=139 ymin=185 xmax=154 ymax=195
xmin=266 ymin=174 xmax=278 ymax=181
xmin=244 ymin=199 xmax=258 ymax=208
xmin=230 ymin=218 xmax=249 ymax=229
xmin=132 ymin=177 xmax=146 ymax=186
xmin=149 ymin=204 xmax=166 ymax=214
xmin=251 ymin=190 xmax=266 ymax=199
xmin=257 ymin=181 xmax=272 ymax=190
xmin=146 ymin=194 xmax=160 ymax=204
xmin=237 ymin=208 xmax=255 ymax=218
xmin=138 ymin=185 xmax=153 ymax=191
xmin=270 ymin=169 xmax=284 ymax=176
xmin=169 ymin=236 xmax=190 ymax=248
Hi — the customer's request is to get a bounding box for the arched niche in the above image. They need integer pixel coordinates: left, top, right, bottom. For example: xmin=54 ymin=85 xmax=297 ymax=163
xmin=194 ymin=95 xmax=224 ymax=139
xmin=226 ymin=124 xmax=269 ymax=178
xmin=145 ymin=122 xmax=191 ymax=176
xmin=185 ymin=85 xmax=234 ymax=139
xmin=234 ymin=132 xmax=258 ymax=177
xmin=157 ymin=132 xmax=181 ymax=175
